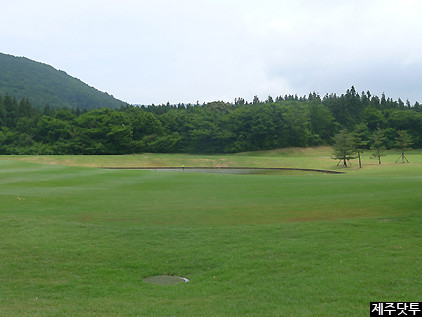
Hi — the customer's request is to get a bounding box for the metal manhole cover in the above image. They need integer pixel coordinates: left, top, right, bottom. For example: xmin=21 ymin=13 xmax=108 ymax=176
xmin=143 ymin=275 xmax=189 ymax=285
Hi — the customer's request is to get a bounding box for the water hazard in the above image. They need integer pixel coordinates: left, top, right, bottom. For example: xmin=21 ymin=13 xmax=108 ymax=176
xmin=103 ymin=167 xmax=343 ymax=175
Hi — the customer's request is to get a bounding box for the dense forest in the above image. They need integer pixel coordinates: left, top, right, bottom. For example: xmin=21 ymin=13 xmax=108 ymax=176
xmin=0 ymin=53 xmax=127 ymax=109
xmin=0 ymin=86 xmax=421 ymax=155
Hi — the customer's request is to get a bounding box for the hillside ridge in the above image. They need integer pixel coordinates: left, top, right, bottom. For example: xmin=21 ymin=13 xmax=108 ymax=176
xmin=0 ymin=52 xmax=128 ymax=109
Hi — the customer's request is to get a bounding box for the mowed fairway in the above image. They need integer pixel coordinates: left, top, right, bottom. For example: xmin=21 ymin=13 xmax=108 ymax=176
xmin=0 ymin=149 xmax=421 ymax=316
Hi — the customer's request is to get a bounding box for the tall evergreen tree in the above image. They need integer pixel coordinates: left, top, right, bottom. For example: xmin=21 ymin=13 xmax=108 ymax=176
xmin=3 ymin=93 xmax=18 ymax=128
xmin=18 ymin=98 xmax=33 ymax=117
xmin=0 ymin=94 xmax=4 ymax=125
xmin=265 ymin=95 xmax=274 ymax=103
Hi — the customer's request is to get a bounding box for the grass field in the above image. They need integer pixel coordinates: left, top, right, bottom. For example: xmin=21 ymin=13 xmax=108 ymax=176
xmin=0 ymin=148 xmax=421 ymax=316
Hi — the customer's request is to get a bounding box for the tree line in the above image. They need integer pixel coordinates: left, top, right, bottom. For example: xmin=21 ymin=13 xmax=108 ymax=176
xmin=1 ymin=87 xmax=421 ymax=155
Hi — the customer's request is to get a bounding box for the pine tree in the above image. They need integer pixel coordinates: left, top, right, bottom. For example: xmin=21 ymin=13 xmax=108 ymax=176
xmin=265 ymin=95 xmax=274 ymax=103
xmin=395 ymin=130 xmax=412 ymax=163
xmin=3 ymin=93 xmax=18 ymax=128
xmin=331 ymin=129 xmax=357 ymax=167
xmin=0 ymin=93 xmax=4 ymax=125
xmin=354 ymin=124 xmax=369 ymax=168
xmin=370 ymin=128 xmax=386 ymax=164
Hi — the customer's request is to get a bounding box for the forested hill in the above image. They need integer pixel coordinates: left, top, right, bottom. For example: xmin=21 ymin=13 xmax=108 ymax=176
xmin=0 ymin=53 xmax=127 ymax=110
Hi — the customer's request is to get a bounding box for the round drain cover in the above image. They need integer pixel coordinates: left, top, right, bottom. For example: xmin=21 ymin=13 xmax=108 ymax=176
xmin=143 ymin=275 xmax=189 ymax=285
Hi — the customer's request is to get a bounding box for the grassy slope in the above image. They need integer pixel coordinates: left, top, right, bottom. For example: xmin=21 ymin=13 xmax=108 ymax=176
xmin=0 ymin=148 xmax=421 ymax=316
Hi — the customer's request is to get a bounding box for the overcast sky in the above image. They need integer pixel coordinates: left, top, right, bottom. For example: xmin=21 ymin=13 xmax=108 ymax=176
xmin=2 ymin=0 xmax=422 ymax=105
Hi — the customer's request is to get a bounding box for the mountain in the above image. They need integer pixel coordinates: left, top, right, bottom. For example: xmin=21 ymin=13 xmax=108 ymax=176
xmin=0 ymin=53 xmax=128 ymax=109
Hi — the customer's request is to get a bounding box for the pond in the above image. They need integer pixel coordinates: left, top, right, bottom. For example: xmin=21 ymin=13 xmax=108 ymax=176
xmin=103 ymin=167 xmax=343 ymax=175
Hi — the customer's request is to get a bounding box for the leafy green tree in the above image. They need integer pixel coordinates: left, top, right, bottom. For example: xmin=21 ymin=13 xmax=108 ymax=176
xmin=225 ymin=105 xmax=276 ymax=152
xmin=203 ymin=101 xmax=233 ymax=114
xmin=353 ymin=124 xmax=369 ymax=168
xmin=126 ymin=109 xmax=163 ymax=141
xmin=395 ymin=130 xmax=412 ymax=163
xmin=370 ymin=128 xmax=386 ymax=164
xmin=331 ymin=129 xmax=357 ymax=167
xmin=388 ymin=110 xmax=422 ymax=148
xmin=282 ymin=104 xmax=311 ymax=147
xmin=106 ymin=124 xmax=133 ymax=154
xmin=362 ymin=106 xmax=386 ymax=130
xmin=309 ymin=101 xmax=337 ymax=143
xmin=0 ymin=127 xmax=20 ymax=154
xmin=35 ymin=116 xmax=72 ymax=144
xmin=185 ymin=111 xmax=225 ymax=153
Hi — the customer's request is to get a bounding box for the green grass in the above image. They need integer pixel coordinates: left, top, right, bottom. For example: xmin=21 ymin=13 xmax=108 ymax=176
xmin=4 ymin=146 xmax=422 ymax=170
xmin=0 ymin=148 xmax=421 ymax=316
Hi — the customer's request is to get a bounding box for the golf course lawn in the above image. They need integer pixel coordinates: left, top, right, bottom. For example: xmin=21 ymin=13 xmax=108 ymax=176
xmin=0 ymin=148 xmax=421 ymax=316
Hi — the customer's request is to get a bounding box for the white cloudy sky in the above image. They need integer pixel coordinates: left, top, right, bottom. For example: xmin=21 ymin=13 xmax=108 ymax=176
xmin=2 ymin=0 xmax=422 ymax=104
